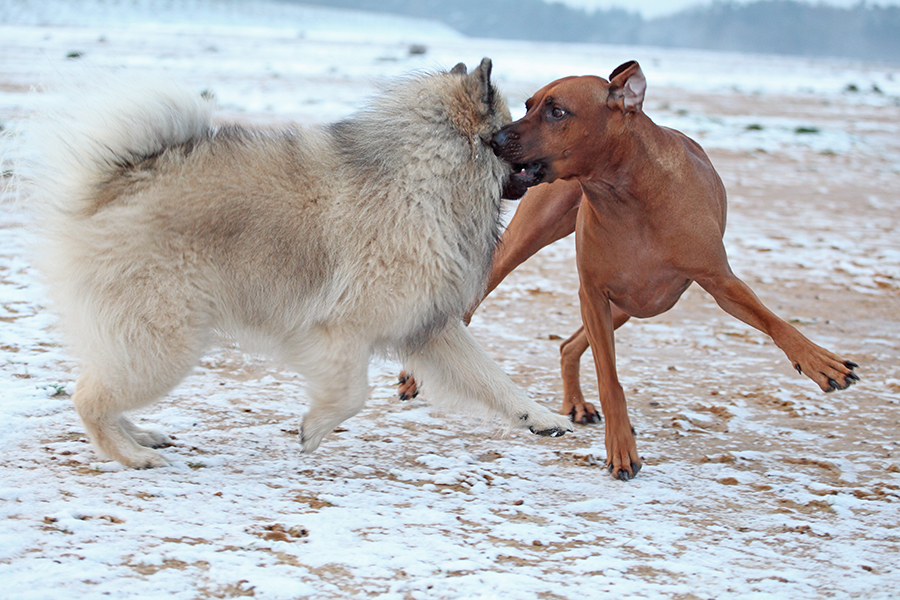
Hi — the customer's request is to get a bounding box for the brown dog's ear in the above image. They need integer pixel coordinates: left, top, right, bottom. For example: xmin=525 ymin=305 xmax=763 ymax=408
xmin=471 ymin=57 xmax=494 ymax=106
xmin=450 ymin=62 xmax=467 ymax=75
xmin=607 ymin=60 xmax=646 ymax=113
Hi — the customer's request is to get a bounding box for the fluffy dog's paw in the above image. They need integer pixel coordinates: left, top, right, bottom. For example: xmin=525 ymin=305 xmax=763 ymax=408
xmin=120 ymin=448 xmax=171 ymax=469
xmin=131 ymin=429 xmax=173 ymax=449
xmin=520 ymin=411 xmax=573 ymax=438
xmin=299 ymin=421 xmax=325 ymax=454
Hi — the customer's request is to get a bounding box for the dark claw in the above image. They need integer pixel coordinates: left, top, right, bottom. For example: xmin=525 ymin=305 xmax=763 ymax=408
xmin=608 ymin=461 xmax=641 ymax=481
xmin=844 ymin=360 xmax=859 ymax=369
xmin=412 ymin=391 xmax=419 ymax=398
xmin=529 ymin=426 xmax=564 ymax=437
xmin=399 ymin=393 xmax=409 ymax=401
xmin=569 ymin=409 xmax=603 ymax=425
xmin=795 ymin=364 xmax=803 ymax=374
xmin=846 ymin=372 xmax=860 ymax=382
xmin=610 ymin=465 xmax=632 ymax=481
xmin=398 ymin=376 xmax=408 ymax=384
xmin=826 ymin=377 xmax=841 ymax=392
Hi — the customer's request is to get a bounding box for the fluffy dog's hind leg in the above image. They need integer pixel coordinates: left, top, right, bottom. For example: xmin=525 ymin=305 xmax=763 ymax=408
xmin=73 ymin=368 xmax=172 ymax=468
xmin=71 ymin=302 xmax=205 ymax=468
xmin=406 ymin=322 xmax=573 ymax=438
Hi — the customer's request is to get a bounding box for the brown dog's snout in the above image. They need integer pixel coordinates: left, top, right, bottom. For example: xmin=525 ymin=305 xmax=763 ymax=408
xmin=490 ymin=127 xmax=517 ymax=157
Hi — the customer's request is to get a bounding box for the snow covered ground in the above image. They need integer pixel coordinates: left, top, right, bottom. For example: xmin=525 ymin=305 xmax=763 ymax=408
xmin=1 ymin=1 xmax=899 ymax=598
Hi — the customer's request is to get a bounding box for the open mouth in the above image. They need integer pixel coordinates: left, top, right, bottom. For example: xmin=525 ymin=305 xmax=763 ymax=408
xmin=501 ymin=162 xmax=546 ymax=199
xmin=513 ymin=162 xmax=546 ymax=186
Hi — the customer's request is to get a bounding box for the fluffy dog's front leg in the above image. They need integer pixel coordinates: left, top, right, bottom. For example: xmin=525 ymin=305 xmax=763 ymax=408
xmin=406 ymin=322 xmax=573 ymax=437
xmin=299 ymin=344 xmax=370 ymax=453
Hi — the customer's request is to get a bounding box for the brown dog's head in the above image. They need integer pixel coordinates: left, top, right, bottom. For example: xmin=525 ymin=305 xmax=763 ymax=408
xmin=491 ymin=61 xmax=646 ymax=188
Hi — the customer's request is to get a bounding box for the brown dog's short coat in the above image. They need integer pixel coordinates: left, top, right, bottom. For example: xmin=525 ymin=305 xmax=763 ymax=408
xmin=485 ymin=61 xmax=858 ymax=479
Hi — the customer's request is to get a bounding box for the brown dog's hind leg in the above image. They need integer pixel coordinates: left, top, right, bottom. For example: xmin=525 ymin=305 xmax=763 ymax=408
xmin=560 ymin=306 xmax=631 ymax=425
xmin=696 ymin=271 xmax=859 ymax=392
xmin=398 ymin=370 xmax=418 ymax=401
xmin=560 ymin=327 xmax=594 ymax=423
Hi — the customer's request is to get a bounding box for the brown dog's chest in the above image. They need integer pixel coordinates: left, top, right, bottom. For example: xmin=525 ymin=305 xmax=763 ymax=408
xmin=576 ymin=206 xmax=693 ymax=318
xmin=581 ymin=255 xmax=691 ymax=318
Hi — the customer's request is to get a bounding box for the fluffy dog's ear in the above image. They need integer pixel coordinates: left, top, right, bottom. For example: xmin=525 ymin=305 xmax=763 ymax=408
xmin=607 ymin=60 xmax=646 ymax=113
xmin=471 ymin=57 xmax=494 ymax=107
xmin=450 ymin=62 xmax=467 ymax=75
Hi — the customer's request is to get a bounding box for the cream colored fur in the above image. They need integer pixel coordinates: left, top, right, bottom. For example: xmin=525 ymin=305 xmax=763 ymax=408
xmin=25 ymin=60 xmax=572 ymax=468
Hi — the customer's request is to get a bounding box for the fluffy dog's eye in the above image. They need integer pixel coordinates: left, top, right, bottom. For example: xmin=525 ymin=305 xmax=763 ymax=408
xmin=549 ymin=106 xmax=567 ymax=120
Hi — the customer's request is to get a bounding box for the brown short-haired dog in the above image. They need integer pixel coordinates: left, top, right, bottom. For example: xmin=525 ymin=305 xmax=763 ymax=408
xmin=483 ymin=61 xmax=859 ymax=480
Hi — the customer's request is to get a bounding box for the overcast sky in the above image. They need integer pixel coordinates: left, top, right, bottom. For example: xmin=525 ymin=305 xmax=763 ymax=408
xmin=555 ymin=0 xmax=900 ymax=18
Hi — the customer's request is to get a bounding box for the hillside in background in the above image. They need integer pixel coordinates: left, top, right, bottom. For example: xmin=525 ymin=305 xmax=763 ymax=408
xmin=292 ymin=0 xmax=900 ymax=63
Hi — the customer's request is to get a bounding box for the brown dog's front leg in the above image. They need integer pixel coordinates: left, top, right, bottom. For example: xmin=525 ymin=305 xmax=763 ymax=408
xmin=696 ymin=271 xmax=859 ymax=392
xmin=400 ymin=181 xmax=582 ymax=399
xmin=465 ymin=180 xmax=582 ymax=322
xmin=579 ymin=291 xmax=641 ymax=480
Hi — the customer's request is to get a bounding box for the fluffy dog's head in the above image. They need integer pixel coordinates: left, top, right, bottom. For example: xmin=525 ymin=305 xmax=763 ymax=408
xmin=398 ymin=58 xmax=530 ymax=199
xmin=443 ymin=59 xmax=529 ymax=199
xmin=445 ymin=59 xmax=510 ymax=142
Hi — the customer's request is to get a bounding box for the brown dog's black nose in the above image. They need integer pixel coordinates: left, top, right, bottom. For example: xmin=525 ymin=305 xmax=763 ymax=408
xmin=490 ymin=128 xmax=515 ymax=156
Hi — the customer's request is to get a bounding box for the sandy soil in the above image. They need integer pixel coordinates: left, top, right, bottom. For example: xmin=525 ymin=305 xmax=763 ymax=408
xmin=1 ymin=15 xmax=898 ymax=599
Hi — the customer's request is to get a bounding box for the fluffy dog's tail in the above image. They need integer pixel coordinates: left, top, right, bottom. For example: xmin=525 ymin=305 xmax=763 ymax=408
xmin=23 ymin=72 xmax=214 ymax=219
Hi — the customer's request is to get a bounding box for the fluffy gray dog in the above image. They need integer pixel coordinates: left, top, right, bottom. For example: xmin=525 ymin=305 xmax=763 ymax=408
xmin=26 ymin=59 xmax=572 ymax=468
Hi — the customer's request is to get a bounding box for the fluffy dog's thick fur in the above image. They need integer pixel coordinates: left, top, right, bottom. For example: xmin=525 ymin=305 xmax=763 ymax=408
xmin=26 ymin=59 xmax=572 ymax=468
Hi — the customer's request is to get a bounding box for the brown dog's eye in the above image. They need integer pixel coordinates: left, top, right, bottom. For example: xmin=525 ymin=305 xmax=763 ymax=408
xmin=549 ymin=106 xmax=567 ymax=120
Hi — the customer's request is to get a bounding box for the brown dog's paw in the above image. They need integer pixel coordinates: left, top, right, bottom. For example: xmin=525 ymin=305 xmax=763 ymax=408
xmin=397 ymin=371 xmax=419 ymax=401
xmin=826 ymin=360 xmax=860 ymax=391
xmin=605 ymin=428 xmax=641 ymax=480
xmin=608 ymin=460 xmax=642 ymax=481
xmin=570 ymin=404 xmax=602 ymax=425
xmin=795 ymin=352 xmax=860 ymax=393
xmin=561 ymin=398 xmax=602 ymax=425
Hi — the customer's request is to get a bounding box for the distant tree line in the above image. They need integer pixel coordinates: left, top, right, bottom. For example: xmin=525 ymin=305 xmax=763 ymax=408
xmin=290 ymin=0 xmax=900 ymax=64
xmin=644 ymin=1 xmax=900 ymax=62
